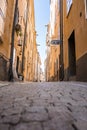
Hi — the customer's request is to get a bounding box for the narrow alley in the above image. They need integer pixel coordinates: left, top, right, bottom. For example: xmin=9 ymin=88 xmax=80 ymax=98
xmin=0 ymin=82 xmax=87 ymax=130
xmin=0 ymin=0 xmax=87 ymax=130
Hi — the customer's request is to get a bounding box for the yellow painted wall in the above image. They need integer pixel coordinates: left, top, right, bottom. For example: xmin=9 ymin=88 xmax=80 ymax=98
xmin=0 ymin=0 xmax=15 ymax=58
xmin=63 ymin=0 xmax=87 ymax=81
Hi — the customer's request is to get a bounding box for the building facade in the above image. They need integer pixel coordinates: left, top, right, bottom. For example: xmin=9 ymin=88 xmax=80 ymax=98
xmin=0 ymin=0 xmax=15 ymax=80
xmin=63 ymin=0 xmax=87 ymax=81
xmin=0 ymin=0 xmax=40 ymax=81
xmin=22 ymin=0 xmax=38 ymax=81
xmin=45 ymin=0 xmax=60 ymax=81
xmin=46 ymin=0 xmax=87 ymax=82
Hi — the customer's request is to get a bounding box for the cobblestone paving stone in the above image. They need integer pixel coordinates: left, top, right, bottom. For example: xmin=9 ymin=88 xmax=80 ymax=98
xmin=0 ymin=82 xmax=87 ymax=130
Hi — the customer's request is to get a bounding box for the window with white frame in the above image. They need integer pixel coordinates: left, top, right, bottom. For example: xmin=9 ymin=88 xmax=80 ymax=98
xmin=67 ymin=0 xmax=73 ymax=14
xmin=85 ymin=0 xmax=87 ymax=19
xmin=0 ymin=0 xmax=7 ymax=36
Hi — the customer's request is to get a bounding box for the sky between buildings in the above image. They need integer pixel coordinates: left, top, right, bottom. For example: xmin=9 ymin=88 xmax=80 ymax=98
xmin=34 ymin=0 xmax=50 ymax=72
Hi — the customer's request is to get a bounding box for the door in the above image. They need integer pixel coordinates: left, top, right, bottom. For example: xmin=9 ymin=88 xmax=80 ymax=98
xmin=68 ymin=31 xmax=76 ymax=78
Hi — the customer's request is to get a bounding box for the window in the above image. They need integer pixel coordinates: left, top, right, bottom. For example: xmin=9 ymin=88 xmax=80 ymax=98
xmin=58 ymin=0 xmax=60 ymax=13
xmin=0 ymin=0 xmax=7 ymax=36
xmin=24 ymin=4 xmax=27 ymax=25
xmin=15 ymin=8 xmax=19 ymax=25
xmin=67 ymin=0 xmax=73 ymax=14
xmin=85 ymin=0 xmax=87 ymax=19
xmin=58 ymin=27 xmax=60 ymax=39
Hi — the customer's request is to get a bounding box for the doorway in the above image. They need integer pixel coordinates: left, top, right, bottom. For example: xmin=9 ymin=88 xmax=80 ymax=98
xmin=68 ymin=31 xmax=76 ymax=78
xmin=16 ymin=56 xmax=19 ymax=75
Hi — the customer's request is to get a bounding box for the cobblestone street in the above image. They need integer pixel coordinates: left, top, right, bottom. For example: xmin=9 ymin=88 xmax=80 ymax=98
xmin=0 ymin=82 xmax=87 ymax=130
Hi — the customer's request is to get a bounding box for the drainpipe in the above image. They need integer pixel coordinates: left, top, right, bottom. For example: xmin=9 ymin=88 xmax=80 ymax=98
xmin=8 ymin=0 xmax=18 ymax=81
xmin=59 ymin=0 xmax=64 ymax=81
xmin=21 ymin=0 xmax=29 ymax=80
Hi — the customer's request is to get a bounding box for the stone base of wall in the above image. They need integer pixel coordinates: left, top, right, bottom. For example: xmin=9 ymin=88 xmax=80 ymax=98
xmin=69 ymin=76 xmax=76 ymax=81
xmin=64 ymin=53 xmax=87 ymax=82
xmin=0 ymin=57 xmax=8 ymax=81
xmin=76 ymin=53 xmax=87 ymax=82
xmin=64 ymin=69 xmax=69 ymax=81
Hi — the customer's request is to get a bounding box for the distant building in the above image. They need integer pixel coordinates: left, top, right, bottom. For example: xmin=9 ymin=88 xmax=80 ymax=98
xmin=40 ymin=70 xmax=45 ymax=82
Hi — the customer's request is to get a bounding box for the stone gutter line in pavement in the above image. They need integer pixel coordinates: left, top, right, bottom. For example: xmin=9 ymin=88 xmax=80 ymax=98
xmin=0 ymin=82 xmax=10 ymax=88
xmin=70 ymin=83 xmax=87 ymax=88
